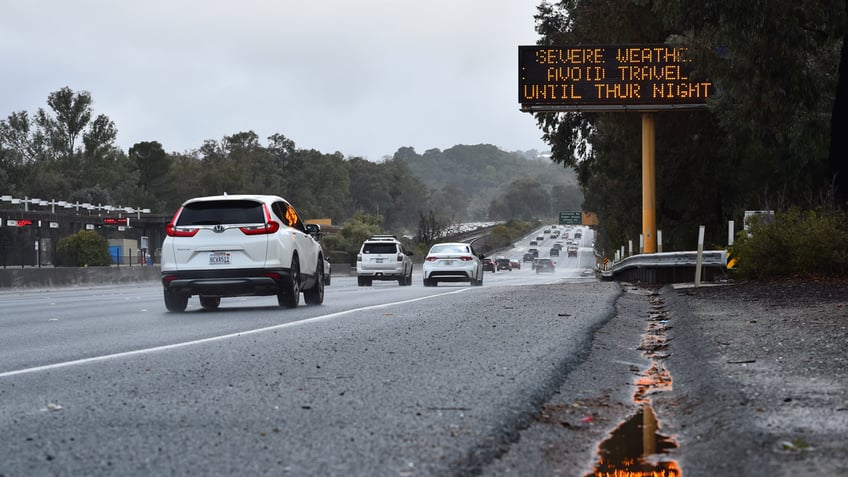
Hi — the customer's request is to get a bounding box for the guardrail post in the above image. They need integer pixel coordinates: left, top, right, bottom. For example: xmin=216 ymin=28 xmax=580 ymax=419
xmin=695 ymin=225 xmax=705 ymax=287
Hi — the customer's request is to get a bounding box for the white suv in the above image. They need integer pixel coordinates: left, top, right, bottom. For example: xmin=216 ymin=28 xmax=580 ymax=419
xmin=356 ymin=235 xmax=413 ymax=286
xmin=160 ymin=194 xmax=325 ymax=312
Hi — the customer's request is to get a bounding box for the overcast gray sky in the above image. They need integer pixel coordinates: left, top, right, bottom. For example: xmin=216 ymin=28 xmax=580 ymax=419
xmin=1 ymin=1 xmax=547 ymax=160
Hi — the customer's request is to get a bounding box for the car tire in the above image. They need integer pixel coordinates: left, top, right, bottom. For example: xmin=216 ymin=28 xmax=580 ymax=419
xmin=199 ymin=296 xmax=220 ymax=309
xmin=423 ymin=278 xmax=436 ymax=287
xmin=164 ymin=289 xmax=188 ymax=312
xmin=278 ymin=256 xmax=301 ymax=308
xmin=303 ymin=259 xmax=324 ymax=305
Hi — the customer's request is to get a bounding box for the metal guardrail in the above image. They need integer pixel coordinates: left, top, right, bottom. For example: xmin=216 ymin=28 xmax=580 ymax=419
xmin=600 ymin=250 xmax=728 ymax=284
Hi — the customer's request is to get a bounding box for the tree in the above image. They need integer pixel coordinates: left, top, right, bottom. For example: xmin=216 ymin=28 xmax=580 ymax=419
xmin=488 ymin=178 xmax=551 ymax=221
xmin=321 ymin=213 xmax=384 ymax=264
xmin=36 ymin=87 xmax=93 ymax=161
xmin=829 ymin=0 xmax=848 ymax=207
xmin=416 ymin=210 xmax=444 ymax=246
xmin=54 ymin=230 xmax=112 ymax=267
xmin=0 ymin=87 xmax=123 ymax=198
xmin=534 ymin=0 xmax=846 ymax=251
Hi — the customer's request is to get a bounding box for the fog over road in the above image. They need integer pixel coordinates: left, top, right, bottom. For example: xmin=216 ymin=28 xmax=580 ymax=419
xmin=1 ymin=227 xmax=619 ymax=476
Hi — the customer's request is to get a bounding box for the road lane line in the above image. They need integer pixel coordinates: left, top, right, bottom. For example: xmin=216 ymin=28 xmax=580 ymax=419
xmin=0 ymin=288 xmax=469 ymax=379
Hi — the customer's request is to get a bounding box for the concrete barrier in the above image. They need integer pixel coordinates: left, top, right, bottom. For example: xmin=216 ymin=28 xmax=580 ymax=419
xmin=0 ymin=266 xmax=163 ymax=288
xmin=0 ymin=262 xmax=358 ymax=288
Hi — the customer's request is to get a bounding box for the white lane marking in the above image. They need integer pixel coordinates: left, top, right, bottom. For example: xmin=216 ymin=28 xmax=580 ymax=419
xmin=0 ymin=288 xmax=469 ymax=379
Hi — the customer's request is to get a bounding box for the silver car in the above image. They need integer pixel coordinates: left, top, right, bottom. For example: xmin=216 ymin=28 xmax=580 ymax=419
xmin=422 ymin=242 xmax=484 ymax=287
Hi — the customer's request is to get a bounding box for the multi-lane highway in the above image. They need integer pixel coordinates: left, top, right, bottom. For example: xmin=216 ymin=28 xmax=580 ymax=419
xmin=0 ymin=227 xmax=619 ymax=476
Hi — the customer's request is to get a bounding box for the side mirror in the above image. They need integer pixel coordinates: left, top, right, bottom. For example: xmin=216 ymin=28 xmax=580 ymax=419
xmin=305 ymin=223 xmax=321 ymax=237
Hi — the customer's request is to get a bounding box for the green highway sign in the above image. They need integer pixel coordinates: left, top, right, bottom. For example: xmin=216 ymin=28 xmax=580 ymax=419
xmin=559 ymin=211 xmax=582 ymax=225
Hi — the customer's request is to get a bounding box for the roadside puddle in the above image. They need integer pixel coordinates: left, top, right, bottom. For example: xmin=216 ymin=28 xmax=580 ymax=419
xmin=585 ymin=291 xmax=682 ymax=476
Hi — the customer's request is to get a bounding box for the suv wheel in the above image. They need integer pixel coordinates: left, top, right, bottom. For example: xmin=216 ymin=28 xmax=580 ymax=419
xmin=164 ymin=289 xmax=188 ymax=312
xmin=199 ymin=296 xmax=220 ymax=309
xmin=303 ymin=259 xmax=324 ymax=305
xmin=423 ymin=278 xmax=436 ymax=287
xmin=357 ymin=277 xmax=372 ymax=286
xmin=278 ymin=257 xmax=301 ymax=308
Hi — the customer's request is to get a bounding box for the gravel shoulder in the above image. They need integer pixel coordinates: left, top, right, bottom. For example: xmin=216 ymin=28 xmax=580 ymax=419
xmin=482 ymin=278 xmax=848 ymax=476
xmin=658 ymin=278 xmax=848 ymax=477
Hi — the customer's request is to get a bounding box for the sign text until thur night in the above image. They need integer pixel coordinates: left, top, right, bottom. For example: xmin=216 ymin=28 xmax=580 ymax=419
xmin=519 ymin=45 xmax=713 ymax=111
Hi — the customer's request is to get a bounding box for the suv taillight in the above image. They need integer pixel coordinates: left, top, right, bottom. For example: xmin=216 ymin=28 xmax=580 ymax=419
xmin=240 ymin=221 xmax=280 ymax=235
xmin=165 ymin=208 xmax=199 ymax=237
xmin=397 ymin=253 xmax=404 ymax=261
xmin=239 ymin=203 xmax=280 ymax=235
xmin=357 ymin=254 xmax=362 ymax=262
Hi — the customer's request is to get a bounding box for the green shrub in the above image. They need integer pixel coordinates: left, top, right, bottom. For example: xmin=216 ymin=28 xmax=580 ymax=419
xmin=730 ymin=208 xmax=848 ymax=279
xmin=54 ymin=230 xmax=113 ymax=267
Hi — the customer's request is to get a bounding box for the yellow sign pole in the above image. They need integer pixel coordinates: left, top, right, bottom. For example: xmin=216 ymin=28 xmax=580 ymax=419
xmin=642 ymin=113 xmax=657 ymax=253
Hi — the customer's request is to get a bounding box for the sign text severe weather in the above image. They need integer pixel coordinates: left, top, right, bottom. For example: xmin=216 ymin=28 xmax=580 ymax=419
xmin=519 ymin=45 xmax=713 ymax=108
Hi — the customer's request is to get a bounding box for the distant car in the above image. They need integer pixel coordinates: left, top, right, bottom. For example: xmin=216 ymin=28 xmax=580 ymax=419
xmin=510 ymin=259 xmax=521 ymax=269
xmin=482 ymin=257 xmax=496 ymax=272
xmin=535 ymin=258 xmax=556 ymax=273
xmin=567 ymin=244 xmax=579 ymax=257
xmin=523 ymin=252 xmax=535 ymax=262
xmin=536 ymin=236 xmax=544 ymax=241
xmin=554 ymin=242 xmax=564 ymax=250
xmin=324 ymin=258 xmax=332 ymax=286
xmin=495 ymin=257 xmax=512 ymax=271
xmin=423 ymin=242 xmax=484 ymax=286
xmin=529 ymin=240 xmax=538 ymax=246
xmin=356 ymin=235 xmax=414 ymax=286
xmin=528 ymin=248 xmax=539 ymax=257
xmin=550 ymin=247 xmax=560 ymax=257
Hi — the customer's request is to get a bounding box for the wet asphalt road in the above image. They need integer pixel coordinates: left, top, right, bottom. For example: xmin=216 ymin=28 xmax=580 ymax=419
xmin=1 ymin=230 xmax=626 ymax=476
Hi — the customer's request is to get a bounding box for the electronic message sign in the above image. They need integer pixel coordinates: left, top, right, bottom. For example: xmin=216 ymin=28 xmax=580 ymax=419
xmin=519 ymin=45 xmax=713 ymax=111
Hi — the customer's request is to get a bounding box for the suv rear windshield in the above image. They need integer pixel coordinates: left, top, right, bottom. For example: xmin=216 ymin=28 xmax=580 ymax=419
xmin=362 ymin=243 xmax=398 ymax=254
xmin=177 ymin=200 xmax=264 ymax=225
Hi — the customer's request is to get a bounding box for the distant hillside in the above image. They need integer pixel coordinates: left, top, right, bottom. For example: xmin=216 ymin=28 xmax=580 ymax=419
xmin=393 ymin=144 xmax=582 ymax=219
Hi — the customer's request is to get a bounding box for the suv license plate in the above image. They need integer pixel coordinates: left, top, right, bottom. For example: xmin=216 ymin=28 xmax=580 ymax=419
xmin=209 ymin=252 xmax=231 ymax=265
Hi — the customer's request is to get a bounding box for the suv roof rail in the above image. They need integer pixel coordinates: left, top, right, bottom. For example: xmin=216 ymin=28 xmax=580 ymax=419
xmin=367 ymin=235 xmax=399 ymax=241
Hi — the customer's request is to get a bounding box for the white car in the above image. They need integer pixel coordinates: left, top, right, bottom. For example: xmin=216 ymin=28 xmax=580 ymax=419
xmin=160 ymin=194 xmax=325 ymax=312
xmin=356 ymin=235 xmax=414 ymax=286
xmin=422 ymin=242 xmax=484 ymax=287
